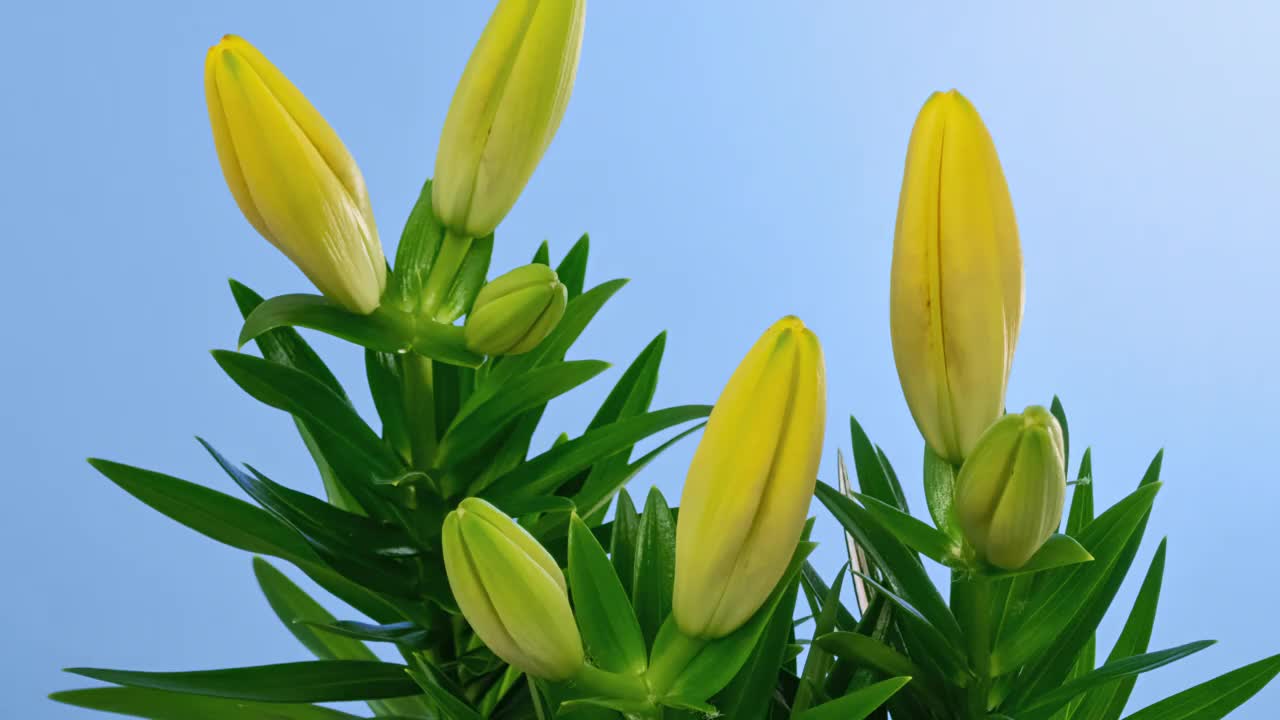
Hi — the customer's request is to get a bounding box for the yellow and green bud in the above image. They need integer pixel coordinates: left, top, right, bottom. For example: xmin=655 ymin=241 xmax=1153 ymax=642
xmin=432 ymin=0 xmax=586 ymax=238
xmin=673 ymin=317 xmax=827 ymax=639
xmin=464 ymin=264 xmax=567 ymax=356
xmin=441 ymin=498 xmax=584 ymax=680
xmin=954 ymin=405 xmax=1066 ymax=570
xmin=889 ymin=89 xmax=1023 ymax=464
xmin=204 ymin=35 xmax=386 ymax=314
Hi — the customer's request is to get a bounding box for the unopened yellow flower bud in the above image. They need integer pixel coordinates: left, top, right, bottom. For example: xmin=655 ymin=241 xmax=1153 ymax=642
xmin=442 ymin=498 xmax=584 ymax=680
xmin=433 ymin=0 xmax=586 ymax=238
xmin=890 ymin=90 xmax=1023 ymax=464
xmin=954 ymin=406 xmax=1065 ymax=570
xmin=673 ymin=317 xmax=827 ymax=639
xmin=205 ymin=35 xmax=386 ymax=314
xmin=464 ymin=264 xmax=567 ymax=356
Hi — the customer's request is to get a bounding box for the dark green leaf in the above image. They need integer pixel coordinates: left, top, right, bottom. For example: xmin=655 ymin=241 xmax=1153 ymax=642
xmin=714 ymin=573 xmax=802 ymax=719
xmin=851 ymin=492 xmax=961 ymax=566
xmin=923 ymin=445 xmax=961 ymax=542
xmin=49 ymin=687 xmax=365 ymax=720
xmin=555 ymin=234 xmax=590 ymax=300
xmin=1050 ymin=395 xmax=1070 ymax=474
xmin=1118 ymin=653 xmax=1280 ymax=720
xmin=211 ymin=350 xmax=403 ymax=479
xmin=1015 ymin=641 xmax=1214 ymax=720
xmin=849 ymin=415 xmax=908 ymax=512
xmin=632 ymin=487 xmax=676 ymax=648
xmin=568 ymin=514 xmax=648 ymax=674
xmin=304 ymin=620 xmax=433 ymax=650
xmin=793 ymin=567 xmax=850 ymax=713
xmin=1074 ymin=538 xmax=1168 ymax=720
xmin=405 ymin=659 xmax=484 ymax=720
xmin=365 ymin=350 xmax=411 ymax=462
xmin=229 ymin=280 xmax=349 ymax=402
xmin=390 ymin=178 xmax=445 ymax=312
xmin=1067 ymin=448 xmax=1095 ymax=535
xmin=64 ymin=661 xmax=421 ymax=703
xmin=610 ymin=489 xmax=640 ymax=599
xmin=437 ymin=360 xmax=610 ymax=468
xmin=484 ymin=405 xmax=711 ymax=502
xmin=793 ymin=677 xmax=911 ymax=720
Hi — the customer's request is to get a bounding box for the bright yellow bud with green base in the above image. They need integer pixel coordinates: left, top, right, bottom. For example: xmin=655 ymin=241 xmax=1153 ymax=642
xmin=205 ymin=35 xmax=386 ymax=314
xmin=673 ymin=317 xmax=826 ymax=639
xmin=464 ymin=264 xmax=567 ymax=355
xmin=890 ymin=90 xmax=1023 ymax=464
xmin=954 ymin=406 xmax=1066 ymax=570
xmin=433 ymin=0 xmax=586 ymax=238
xmin=442 ymin=498 xmax=584 ymax=680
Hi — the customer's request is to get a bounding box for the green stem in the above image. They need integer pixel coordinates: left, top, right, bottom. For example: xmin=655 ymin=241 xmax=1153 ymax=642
xmin=954 ymin=571 xmax=993 ymax=718
xmin=572 ymin=664 xmax=652 ymax=703
xmin=420 ymin=229 xmax=473 ymax=318
xmin=643 ymin=630 xmax=708 ymax=698
xmin=400 ymin=352 xmax=437 ymax=472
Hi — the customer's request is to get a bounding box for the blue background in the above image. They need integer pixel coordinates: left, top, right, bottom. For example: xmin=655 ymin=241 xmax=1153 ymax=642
xmin=5 ymin=1 xmax=1278 ymax=717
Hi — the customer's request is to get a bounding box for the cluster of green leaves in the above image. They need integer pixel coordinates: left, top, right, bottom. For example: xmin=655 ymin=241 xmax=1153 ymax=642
xmin=52 ymin=180 xmax=713 ymax=719
xmin=807 ymin=400 xmax=1280 ymax=720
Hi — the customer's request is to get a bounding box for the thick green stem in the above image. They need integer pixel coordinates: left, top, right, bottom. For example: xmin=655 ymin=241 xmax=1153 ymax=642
xmin=400 ymin=352 xmax=437 ymax=472
xmin=573 ymin=664 xmax=652 ymax=703
xmin=643 ymin=630 xmax=707 ymax=698
xmin=954 ymin=572 xmax=993 ymax=718
xmin=420 ymin=229 xmax=473 ymax=318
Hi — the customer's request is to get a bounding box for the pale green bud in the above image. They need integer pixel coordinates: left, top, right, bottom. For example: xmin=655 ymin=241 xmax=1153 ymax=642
xmin=433 ymin=0 xmax=586 ymax=237
xmin=441 ymin=498 xmax=584 ymax=680
xmin=464 ymin=264 xmax=567 ymax=356
xmin=954 ymin=405 xmax=1066 ymax=570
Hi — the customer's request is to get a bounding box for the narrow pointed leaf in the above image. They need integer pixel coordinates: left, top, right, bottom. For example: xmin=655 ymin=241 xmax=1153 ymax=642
xmin=64 ymin=662 xmax=421 ymax=703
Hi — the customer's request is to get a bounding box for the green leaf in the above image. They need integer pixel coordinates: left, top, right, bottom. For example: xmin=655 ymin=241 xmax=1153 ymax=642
xmin=1067 ymin=448 xmax=1095 ymax=535
xmin=303 ymin=620 xmax=433 ymax=650
xmin=390 ymin=178 xmax=445 ymax=312
xmin=64 ymin=661 xmax=421 ymax=703
xmin=983 ymin=534 xmax=1094 ymax=578
xmin=1118 ymin=653 xmax=1280 ymax=720
xmin=800 ymin=561 xmax=857 ymax=632
xmin=435 ymin=235 xmax=493 ymax=323
xmin=793 ymin=677 xmax=912 ymax=720
xmin=1074 ymin=538 xmax=1169 ymax=720
xmin=405 ymin=659 xmax=484 ymax=720
xmin=849 ymin=414 xmax=909 ymax=512
xmin=850 ymin=491 xmax=962 ymax=566
xmin=714 ymin=572 xmax=802 ymax=719
xmin=201 ymin=440 xmax=428 ymax=600
xmin=632 ymin=486 xmax=676 ymax=648
xmin=437 ymin=360 xmax=610 ymax=468
xmin=484 ymin=405 xmax=711 ymax=502
xmin=365 ymin=350 xmax=411 ymax=462
xmin=610 ymin=489 xmax=641 ymax=598
xmin=991 ymin=480 xmax=1162 ymax=674
xmin=1050 ymin=395 xmax=1071 ymax=474
xmin=816 ymin=632 xmax=921 ymax=680
xmin=252 ymin=558 xmax=431 ymax=718
xmin=90 ymin=458 xmax=314 ymax=565
xmin=1015 ymin=641 xmax=1214 ymax=720
xmin=211 ymin=350 xmax=403 ymax=479
xmin=655 ymin=541 xmax=818 ymax=702
xmin=253 ymin=557 xmax=380 ymax=662
xmin=845 ymin=568 xmax=969 ymax=685
xmin=568 ymin=514 xmax=648 ymax=674
xmin=922 ymin=445 xmax=961 ymax=542
xmin=237 ymin=293 xmax=482 ymax=367
xmin=555 ymin=234 xmax=590 ymax=300
xmin=793 ymin=566 xmax=850 ymax=713
xmin=574 ymin=332 xmax=668 ymax=522
xmin=814 ymin=483 xmax=962 ymax=647
xmin=49 ymin=687 xmax=366 ymax=720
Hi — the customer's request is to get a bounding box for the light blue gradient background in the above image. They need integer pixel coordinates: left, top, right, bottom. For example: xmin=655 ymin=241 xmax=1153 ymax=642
xmin=5 ymin=2 xmax=1278 ymax=717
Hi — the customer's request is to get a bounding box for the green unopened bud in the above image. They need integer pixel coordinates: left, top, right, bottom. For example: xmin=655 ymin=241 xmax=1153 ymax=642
xmin=953 ymin=405 xmax=1065 ymax=570
xmin=464 ymin=264 xmax=567 ymax=356
xmin=442 ymin=498 xmax=584 ymax=680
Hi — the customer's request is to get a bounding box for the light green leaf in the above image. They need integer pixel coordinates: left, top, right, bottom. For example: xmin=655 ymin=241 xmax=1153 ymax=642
xmin=568 ymin=514 xmax=648 ymax=674
xmin=1118 ymin=653 xmax=1280 ymax=720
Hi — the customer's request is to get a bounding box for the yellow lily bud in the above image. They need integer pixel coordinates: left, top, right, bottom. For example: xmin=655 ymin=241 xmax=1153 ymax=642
xmin=441 ymin=497 xmax=584 ymax=680
xmin=673 ymin=317 xmax=826 ymax=639
xmin=889 ymin=90 xmax=1023 ymax=464
xmin=954 ymin=406 xmax=1065 ymax=570
xmin=464 ymin=264 xmax=567 ymax=355
xmin=205 ymin=35 xmax=386 ymax=314
xmin=433 ymin=0 xmax=586 ymax=238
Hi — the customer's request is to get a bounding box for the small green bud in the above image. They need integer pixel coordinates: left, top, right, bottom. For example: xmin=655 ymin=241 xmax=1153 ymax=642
xmin=464 ymin=264 xmax=567 ymax=356
xmin=441 ymin=497 xmax=584 ymax=680
xmin=953 ymin=405 xmax=1066 ymax=570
